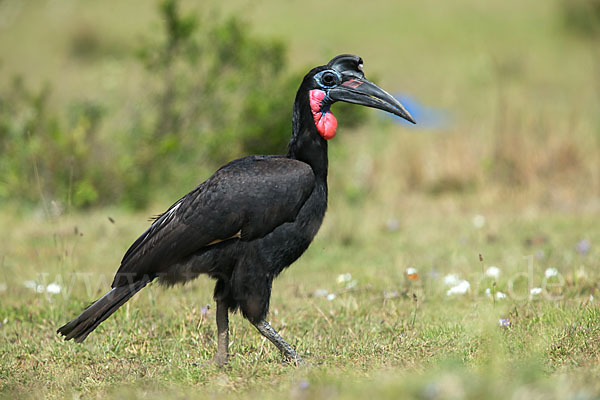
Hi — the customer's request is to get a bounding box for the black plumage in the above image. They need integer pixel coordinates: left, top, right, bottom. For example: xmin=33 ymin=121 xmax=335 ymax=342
xmin=57 ymin=54 xmax=414 ymax=365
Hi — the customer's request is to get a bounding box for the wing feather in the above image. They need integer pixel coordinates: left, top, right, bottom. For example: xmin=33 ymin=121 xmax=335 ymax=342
xmin=111 ymin=156 xmax=315 ymax=287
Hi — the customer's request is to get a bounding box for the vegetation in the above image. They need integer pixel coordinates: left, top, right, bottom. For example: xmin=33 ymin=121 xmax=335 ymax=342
xmin=0 ymin=1 xmax=364 ymax=209
xmin=1 ymin=209 xmax=599 ymax=399
xmin=562 ymin=0 xmax=600 ymax=38
xmin=1 ymin=0 xmax=599 ymax=398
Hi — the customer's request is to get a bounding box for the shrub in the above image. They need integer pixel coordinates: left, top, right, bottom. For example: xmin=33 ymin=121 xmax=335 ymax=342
xmin=0 ymin=77 xmax=111 ymax=209
xmin=0 ymin=0 xmax=367 ymax=210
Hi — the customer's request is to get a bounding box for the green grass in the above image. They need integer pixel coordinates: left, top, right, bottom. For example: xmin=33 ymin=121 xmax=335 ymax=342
xmin=1 ymin=205 xmax=599 ymax=399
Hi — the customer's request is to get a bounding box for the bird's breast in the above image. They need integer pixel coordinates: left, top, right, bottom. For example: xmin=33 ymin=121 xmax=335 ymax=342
xmin=257 ymin=181 xmax=327 ymax=273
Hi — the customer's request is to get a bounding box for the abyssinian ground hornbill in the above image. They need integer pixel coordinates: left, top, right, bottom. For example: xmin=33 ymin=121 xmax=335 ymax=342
xmin=57 ymin=54 xmax=415 ymax=365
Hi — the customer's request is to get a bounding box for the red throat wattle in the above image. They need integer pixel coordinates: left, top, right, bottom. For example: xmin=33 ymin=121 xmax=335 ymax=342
xmin=309 ymin=89 xmax=337 ymax=140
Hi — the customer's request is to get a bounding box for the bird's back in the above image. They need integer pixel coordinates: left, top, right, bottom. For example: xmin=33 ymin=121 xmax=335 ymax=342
xmin=112 ymin=155 xmax=317 ymax=287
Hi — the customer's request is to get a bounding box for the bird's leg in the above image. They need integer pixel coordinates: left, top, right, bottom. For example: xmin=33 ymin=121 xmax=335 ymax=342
xmin=252 ymin=320 xmax=304 ymax=365
xmin=213 ymin=299 xmax=229 ymax=367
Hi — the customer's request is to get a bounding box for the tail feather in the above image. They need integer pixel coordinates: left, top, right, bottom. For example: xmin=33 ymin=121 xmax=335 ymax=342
xmin=57 ymin=280 xmax=149 ymax=342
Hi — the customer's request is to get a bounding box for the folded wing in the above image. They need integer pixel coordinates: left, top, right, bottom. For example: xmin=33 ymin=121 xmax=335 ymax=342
xmin=112 ymin=156 xmax=315 ymax=287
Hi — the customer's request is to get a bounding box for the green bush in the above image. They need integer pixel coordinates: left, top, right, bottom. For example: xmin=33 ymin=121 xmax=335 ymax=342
xmin=121 ymin=0 xmax=366 ymax=208
xmin=118 ymin=0 xmax=300 ymax=207
xmin=0 ymin=0 xmax=367 ymax=210
xmin=0 ymin=77 xmax=111 ymax=209
xmin=134 ymin=1 xmax=295 ymax=161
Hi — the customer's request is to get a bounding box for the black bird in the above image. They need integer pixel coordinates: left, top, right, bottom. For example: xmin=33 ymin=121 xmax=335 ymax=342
xmin=57 ymin=54 xmax=415 ymax=365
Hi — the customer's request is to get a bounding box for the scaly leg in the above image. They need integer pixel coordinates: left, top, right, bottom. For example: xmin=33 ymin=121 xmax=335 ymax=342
xmin=253 ymin=320 xmax=304 ymax=365
xmin=213 ymin=299 xmax=229 ymax=367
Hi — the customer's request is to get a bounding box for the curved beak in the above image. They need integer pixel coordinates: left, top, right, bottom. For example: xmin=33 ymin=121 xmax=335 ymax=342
xmin=329 ymin=77 xmax=416 ymax=124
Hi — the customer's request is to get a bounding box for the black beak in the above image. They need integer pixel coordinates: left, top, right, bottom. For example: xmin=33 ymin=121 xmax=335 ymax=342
xmin=329 ymin=77 xmax=416 ymax=124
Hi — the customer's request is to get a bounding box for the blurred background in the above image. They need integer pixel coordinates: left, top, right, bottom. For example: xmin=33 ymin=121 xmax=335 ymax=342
xmin=1 ymin=0 xmax=598 ymax=214
xmin=1 ymin=0 xmax=600 ymax=398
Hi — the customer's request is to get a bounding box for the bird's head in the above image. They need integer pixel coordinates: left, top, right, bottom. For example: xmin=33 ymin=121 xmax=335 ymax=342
xmin=303 ymin=54 xmax=415 ymax=140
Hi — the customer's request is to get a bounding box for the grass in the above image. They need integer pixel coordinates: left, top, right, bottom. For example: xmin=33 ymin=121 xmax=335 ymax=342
xmin=1 ymin=203 xmax=599 ymax=399
xmin=1 ymin=0 xmax=600 ymax=398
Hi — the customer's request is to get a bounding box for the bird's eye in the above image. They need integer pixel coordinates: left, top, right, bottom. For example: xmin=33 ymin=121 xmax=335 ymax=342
xmin=315 ymin=70 xmax=340 ymax=89
xmin=322 ymin=72 xmax=335 ymax=85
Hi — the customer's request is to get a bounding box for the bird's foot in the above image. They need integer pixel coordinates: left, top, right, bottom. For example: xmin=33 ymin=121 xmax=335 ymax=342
xmin=284 ymin=353 xmax=306 ymax=366
xmin=212 ymin=351 xmax=229 ymax=368
xmin=253 ymin=320 xmax=306 ymax=366
xmin=190 ymin=353 xmax=228 ymax=368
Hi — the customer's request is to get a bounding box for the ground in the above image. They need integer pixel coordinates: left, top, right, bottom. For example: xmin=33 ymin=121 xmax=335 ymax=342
xmin=1 ymin=202 xmax=599 ymax=399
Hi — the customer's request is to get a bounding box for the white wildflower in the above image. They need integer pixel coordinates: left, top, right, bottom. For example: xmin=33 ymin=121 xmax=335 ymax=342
xmin=446 ymin=280 xmax=470 ymax=296
xmin=485 ymin=266 xmax=500 ymax=279
xmin=46 ymin=283 xmax=61 ymax=294
xmin=545 ymin=268 xmax=558 ymax=278
xmin=336 ymin=273 xmax=352 ymax=284
xmin=327 ymin=293 xmax=336 ymax=301
xmin=444 ymin=274 xmax=461 ymax=286
xmin=485 ymin=288 xmax=505 ymax=299
xmin=530 ymin=287 xmax=542 ymax=295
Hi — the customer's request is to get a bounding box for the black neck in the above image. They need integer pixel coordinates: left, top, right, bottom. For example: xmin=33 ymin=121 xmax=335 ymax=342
xmin=286 ymin=89 xmax=329 ymax=181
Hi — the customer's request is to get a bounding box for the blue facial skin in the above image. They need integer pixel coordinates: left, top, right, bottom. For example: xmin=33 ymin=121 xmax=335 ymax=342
xmin=314 ymin=70 xmax=342 ymax=89
xmin=313 ymin=70 xmax=342 ymax=109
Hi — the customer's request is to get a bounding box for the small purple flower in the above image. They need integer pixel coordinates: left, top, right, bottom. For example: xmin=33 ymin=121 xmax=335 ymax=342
xmin=201 ymin=306 xmax=209 ymax=316
xmin=499 ymin=318 xmax=511 ymax=327
xmin=576 ymin=239 xmax=591 ymax=256
xmin=298 ymin=380 xmax=309 ymax=390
